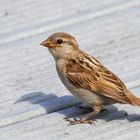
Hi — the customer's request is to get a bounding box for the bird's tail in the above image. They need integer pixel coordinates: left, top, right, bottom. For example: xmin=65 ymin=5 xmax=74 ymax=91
xmin=127 ymin=91 xmax=140 ymax=106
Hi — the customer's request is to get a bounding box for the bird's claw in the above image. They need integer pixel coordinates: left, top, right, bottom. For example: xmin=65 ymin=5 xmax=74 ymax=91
xmin=64 ymin=117 xmax=95 ymax=125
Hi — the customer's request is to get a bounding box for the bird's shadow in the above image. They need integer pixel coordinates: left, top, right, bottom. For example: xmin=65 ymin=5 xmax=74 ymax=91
xmin=15 ymin=92 xmax=140 ymax=123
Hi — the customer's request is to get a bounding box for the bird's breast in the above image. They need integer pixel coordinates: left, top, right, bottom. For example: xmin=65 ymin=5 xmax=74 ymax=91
xmin=56 ymin=60 xmax=104 ymax=107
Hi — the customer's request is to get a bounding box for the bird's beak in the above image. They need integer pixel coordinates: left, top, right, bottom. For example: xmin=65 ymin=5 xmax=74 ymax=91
xmin=40 ymin=40 xmax=54 ymax=48
xmin=40 ymin=40 xmax=47 ymax=46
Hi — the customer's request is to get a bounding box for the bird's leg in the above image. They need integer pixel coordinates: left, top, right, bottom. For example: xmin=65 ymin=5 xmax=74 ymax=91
xmin=65 ymin=106 xmax=101 ymax=125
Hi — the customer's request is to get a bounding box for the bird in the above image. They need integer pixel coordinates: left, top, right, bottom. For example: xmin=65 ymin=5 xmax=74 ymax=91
xmin=40 ymin=32 xmax=140 ymax=125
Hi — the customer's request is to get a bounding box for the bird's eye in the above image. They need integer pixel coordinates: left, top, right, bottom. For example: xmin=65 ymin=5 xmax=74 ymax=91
xmin=56 ymin=39 xmax=63 ymax=44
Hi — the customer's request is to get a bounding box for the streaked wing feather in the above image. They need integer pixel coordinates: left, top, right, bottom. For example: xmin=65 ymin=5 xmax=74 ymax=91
xmin=66 ymin=52 xmax=131 ymax=104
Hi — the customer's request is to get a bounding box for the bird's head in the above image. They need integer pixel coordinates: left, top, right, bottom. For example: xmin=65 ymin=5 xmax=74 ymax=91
xmin=40 ymin=32 xmax=79 ymax=59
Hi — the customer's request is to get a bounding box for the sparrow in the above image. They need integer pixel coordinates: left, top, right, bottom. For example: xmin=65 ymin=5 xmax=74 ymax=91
xmin=40 ymin=32 xmax=140 ymax=125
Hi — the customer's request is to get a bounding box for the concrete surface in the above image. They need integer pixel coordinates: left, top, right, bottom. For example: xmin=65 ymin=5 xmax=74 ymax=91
xmin=0 ymin=0 xmax=140 ymax=140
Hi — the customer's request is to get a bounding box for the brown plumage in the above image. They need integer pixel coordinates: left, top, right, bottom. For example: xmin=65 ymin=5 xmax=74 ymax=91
xmin=40 ymin=32 xmax=140 ymax=125
xmin=66 ymin=51 xmax=140 ymax=105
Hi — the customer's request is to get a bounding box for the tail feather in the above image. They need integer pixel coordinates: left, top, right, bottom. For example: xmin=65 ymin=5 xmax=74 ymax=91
xmin=127 ymin=91 xmax=140 ymax=106
xmin=132 ymin=96 xmax=140 ymax=106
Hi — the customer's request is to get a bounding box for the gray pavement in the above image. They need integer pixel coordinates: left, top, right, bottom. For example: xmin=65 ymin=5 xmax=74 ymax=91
xmin=0 ymin=0 xmax=140 ymax=139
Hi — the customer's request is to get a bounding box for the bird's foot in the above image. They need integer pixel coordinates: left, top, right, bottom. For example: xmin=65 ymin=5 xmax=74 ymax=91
xmin=64 ymin=117 xmax=95 ymax=125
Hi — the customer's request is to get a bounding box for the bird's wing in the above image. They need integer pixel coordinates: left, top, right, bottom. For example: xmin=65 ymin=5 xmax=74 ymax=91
xmin=66 ymin=52 xmax=131 ymax=104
